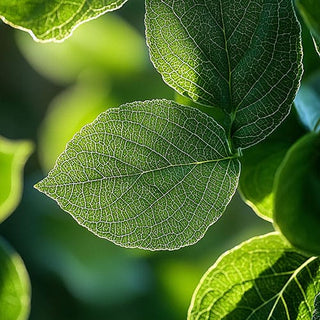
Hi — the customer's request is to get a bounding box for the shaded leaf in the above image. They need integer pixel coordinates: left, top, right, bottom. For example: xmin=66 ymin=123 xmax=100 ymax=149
xmin=313 ymin=293 xmax=320 ymax=320
xmin=296 ymin=0 xmax=320 ymax=56
xmin=35 ymin=99 xmax=240 ymax=250
xmin=239 ymin=111 xmax=306 ymax=221
xmin=274 ymin=132 xmax=320 ymax=256
xmin=0 ymin=137 xmax=33 ymax=223
xmin=295 ymin=72 xmax=320 ymax=132
xmin=145 ymin=0 xmax=302 ymax=148
xmin=0 ymin=0 xmax=128 ymax=42
xmin=0 ymin=237 xmax=30 ymax=320
xmin=188 ymin=232 xmax=320 ymax=320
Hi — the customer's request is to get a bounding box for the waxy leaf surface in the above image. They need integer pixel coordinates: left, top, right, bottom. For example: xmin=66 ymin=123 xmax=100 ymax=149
xmin=0 ymin=237 xmax=30 ymax=320
xmin=0 ymin=0 xmax=128 ymax=42
xmin=35 ymin=100 xmax=240 ymax=250
xmin=145 ymin=0 xmax=302 ymax=148
xmin=188 ymin=233 xmax=320 ymax=320
xmin=274 ymin=132 xmax=320 ymax=256
xmin=0 ymin=137 xmax=33 ymax=223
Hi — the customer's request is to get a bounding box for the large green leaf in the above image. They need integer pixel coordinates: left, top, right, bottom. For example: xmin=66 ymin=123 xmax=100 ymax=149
xmin=296 ymin=0 xmax=320 ymax=56
xmin=145 ymin=0 xmax=302 ymax=149
xmin=0 ymin=137 xmax=33 ymax=223
xmin=0 ymin=237 xmax=30 ymax=320
xmin=274 ymin=132 xmax=320 ymax=256
xmin=295 ymin=72 xmax=320 ymax=133
xmin=0 ymin=0 xmax=128 ymax=42
xmin=239 ymin=111 xmax=306 ymax=221
xmin=188 ymin=232 xmax=320 ymax=320
xmin=35 ymin=99 xmax=240 ymax=250
xmin=314 ymin=293 xmax=320 ymax=320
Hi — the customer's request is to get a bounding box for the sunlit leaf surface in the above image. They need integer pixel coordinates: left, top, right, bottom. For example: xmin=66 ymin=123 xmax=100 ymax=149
xmin=0 ymin=137 xmax=33 ymax=223
xmin=35 ymin=100 xmax=240 ymax=250
xmin=0 ymin=237 xmax=30 ymax=320
xmin=0 ymin=0 xmax=128 ymax=42
xmin=145 ymin=0 xmax=302 ymax=148
xmin=188 ymin=232 xmax=320 ymax=320
xmin=274 ymin=132 xmax=320 ymax=256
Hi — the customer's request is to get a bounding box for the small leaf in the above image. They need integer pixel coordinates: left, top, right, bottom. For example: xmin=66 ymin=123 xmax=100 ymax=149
xmin=296 ymin=0 xmax=320 ymax=56
xmin=0 ymin=0 xmax=128 ymax=42
xmin=239 ymin=111 xmax=305 ymax=221
xmin=313 ymin=293 xmax=320 ymax=320
xmin=274 ymin=132 xmax=320 ymax=256
xmin=145 ymin=0 xmax=302 ymax=148
xmin=188 ymin=232 xmax=320 ymax=320
xmin=35 ymin=99 xmax=240 ymax=250
xmin=0 ymin=137 xmax=33 ymax=223
xmin=0 ymin=237 xmax=31 ymax=320
xmin=295 ymin=72 xmax=320 ymax=132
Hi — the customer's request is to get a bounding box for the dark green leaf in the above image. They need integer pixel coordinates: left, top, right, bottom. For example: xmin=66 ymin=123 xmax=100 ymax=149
xmin=188 ymin=232 xmax=320 ymax=320
xmin=145 ymin=0 xmax=303 ymax=148
xmin=296 ymin=0 xmax=320 ymax=56
xmin=274 ymin=132 xmax=320 ymax=256
xmin=313 ymin=293 xmax=320 ymax=320
xmin=0 ymin=0 xmax=128 ymax=42
xmin=35 ymin=100 xmax=240 ymax=250
xmin=0 ymin=237 xmax=30 ymax=320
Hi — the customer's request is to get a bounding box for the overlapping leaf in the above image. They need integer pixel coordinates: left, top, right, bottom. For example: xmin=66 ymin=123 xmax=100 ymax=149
xmin=35 ymin=100 xmax=240 ymax=250
xmin=145 ymin=0 xmax=302 ymax=149
xmin=0 ymin=137 xmax=33 ymax=223
xmin=296 ymin=0 xmax=320 ymax=56
xmin=188 ymin=232 xmax=320 ymax=320
xmin=0 ymin=237 xmax=30 ymax=320
xmin=274 ymin=132 xmax=320 ymax=256
xmin=0 ymin=0 xmax=128 ymax=42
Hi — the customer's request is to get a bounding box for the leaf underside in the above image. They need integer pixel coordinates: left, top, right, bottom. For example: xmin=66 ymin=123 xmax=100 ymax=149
xmin=145 ymin=0 xmax=302 ymax=149
xmin=0 ymin=0 xmax=128 ymax=42
xmin=35 ymin=100 xmax=240 ymax=250
xmin=188 ymin=232 xmax=320 ymax=320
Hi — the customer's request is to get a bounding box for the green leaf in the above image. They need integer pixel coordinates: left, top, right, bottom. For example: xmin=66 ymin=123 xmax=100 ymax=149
xmin=313 ymin=293 xmax=320 ymax=320
xmin=0 ymin=137 xmax=33 ymax=223
xmin=35 ymin=99 xmax=240 ymax=250
xmin=0 ymin=237 xmax=31 ymax=320
xmin=274 ymin=132 xmax=320 ymax=256
xmin=296 ymin=0 xmax=320 ymax=56
xmin=16 ymin=14 xmax=147 ymax=84
xmin=145 ymin=0 xmax=302 ymax=149
xmin=295 ymin=72 xmax=320 ymax=132
xmin=188 ymin=232 xmax=320 ymax=320
xmin=0 ymin=0 xmax=128 ymax=42
xmin=239 ymin=111 xmax=306 ymax=221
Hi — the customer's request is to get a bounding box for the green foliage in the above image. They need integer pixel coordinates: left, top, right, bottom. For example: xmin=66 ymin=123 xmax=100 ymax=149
xmin=296 ymin=0 xmax=320 ymax=55
xmin=0 ymin=0 xmax=128 ymax=42
xmin=145 ymin=0 xmax=302 ymax=149
xmin=0 ymin=237 xmax=30 ymax=320
xmin=274 ymin=132 xmax=320 ymax=256
xmin=314 ymin=293 xmax=320 ymax=320
xmin=188 ymin=233 xmax=320 ymax=320
xmin=0 ymin=137 xmax=33 ymax=223
xmin=35 ymin=100 xmax=240 ymax=250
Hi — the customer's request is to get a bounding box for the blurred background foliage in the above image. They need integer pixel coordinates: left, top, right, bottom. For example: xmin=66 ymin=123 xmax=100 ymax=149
xmin=1 ymin=1 xmax=318 ymax=319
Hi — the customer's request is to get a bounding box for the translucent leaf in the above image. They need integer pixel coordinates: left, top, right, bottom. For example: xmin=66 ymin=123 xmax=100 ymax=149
xmin=274 ymin=132 xmax=320 ymax=256
xmin=295 ymin=72 xmax=320 ymax=132
xmin=35 ymin=99 xmax=240 ymax=250
xmin=145 ymin=0 xmax=302 ymax=149
xmin=188 ymin=232 xmax=320 ymax=320
xmin=0 ymin=0 xmax=128 ymax=42
xmin=239 ymin=112 xmax=306 ymax=221
xmin=0 ymin=137 xmax=33 ymax=223
xmin=16 ymin=14 xmax=147 ymax=84
xmin=296 ymin=0 xmax=320 ymax=56
xmin=0 ymin=237 xmax=31 ymax=320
